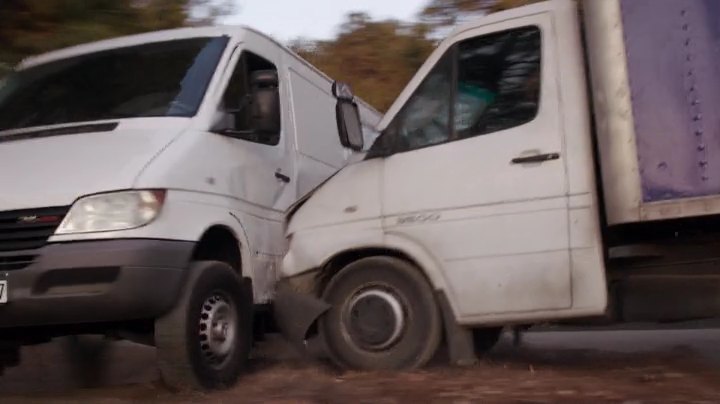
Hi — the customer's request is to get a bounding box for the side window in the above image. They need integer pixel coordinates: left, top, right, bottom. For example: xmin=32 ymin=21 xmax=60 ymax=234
xmin=457 ymin=26 xmax=541 ymax=138
xmin=220 ymin=51 xmax=281 ymax=146
xmin=384 ymin=26 xmax=541 ymax=154
xmin=388 ymin=52 xmax=453 ymax=152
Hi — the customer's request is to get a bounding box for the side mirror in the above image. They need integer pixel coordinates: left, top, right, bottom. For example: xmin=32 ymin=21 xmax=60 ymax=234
xmin=336 ymin=101 xmax=363 ymax=151
xmin=250 ymin=70 xmax=280 ymax=141
xmin=333 ymin=81 xmax=364 ymax=151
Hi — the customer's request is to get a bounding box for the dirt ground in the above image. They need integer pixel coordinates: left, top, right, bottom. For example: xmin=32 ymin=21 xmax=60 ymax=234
xmin=2 ymin=329 xmax=720 ymax=403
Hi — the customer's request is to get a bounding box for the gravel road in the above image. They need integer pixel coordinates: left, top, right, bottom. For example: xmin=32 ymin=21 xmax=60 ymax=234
xmin=2 ymin=327 xmax=719 ymax=403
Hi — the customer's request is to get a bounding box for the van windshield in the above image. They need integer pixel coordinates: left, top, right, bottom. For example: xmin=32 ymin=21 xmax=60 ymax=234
xmin=0 ymin=36 xmax=229 ymax=132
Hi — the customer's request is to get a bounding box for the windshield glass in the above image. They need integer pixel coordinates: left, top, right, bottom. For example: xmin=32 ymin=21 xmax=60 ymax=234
xmin=0 ymin=36 xmax=229 ymax=132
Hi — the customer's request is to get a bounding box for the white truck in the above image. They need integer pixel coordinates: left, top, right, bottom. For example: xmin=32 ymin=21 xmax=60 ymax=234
xmin=0 ymin=26 xmax=380 ymax=388
xmin=275 ymin=0 xmax=720 ymax=370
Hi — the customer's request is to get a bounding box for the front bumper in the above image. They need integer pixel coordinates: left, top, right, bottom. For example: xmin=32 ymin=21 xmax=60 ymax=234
xmin=0 ymin=239 xmax=194 ymax=328
xmin=273 ymin=271 xmax=330 ymax=347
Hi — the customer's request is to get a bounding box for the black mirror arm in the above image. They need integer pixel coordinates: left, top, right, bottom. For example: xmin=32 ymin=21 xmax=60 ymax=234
xmin=213 ymin=128 xmax=257 ymax=140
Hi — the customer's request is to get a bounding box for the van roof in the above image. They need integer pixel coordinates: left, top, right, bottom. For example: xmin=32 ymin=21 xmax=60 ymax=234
xmin=18 ymin=26 xmax=235 ymax=69
xmin=16 ymin=25 xmax=381 ymax=119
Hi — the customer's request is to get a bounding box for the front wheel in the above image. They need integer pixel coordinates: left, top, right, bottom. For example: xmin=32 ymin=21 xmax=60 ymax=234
xmin=155 ymin=261 xmax=252 ymax=390
xmin=319 ymin=256 xmax=442 ymax=370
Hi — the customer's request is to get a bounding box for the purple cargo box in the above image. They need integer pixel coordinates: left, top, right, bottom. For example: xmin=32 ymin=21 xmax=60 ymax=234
xmin=621 ymin=0 xmax=720 ymax=203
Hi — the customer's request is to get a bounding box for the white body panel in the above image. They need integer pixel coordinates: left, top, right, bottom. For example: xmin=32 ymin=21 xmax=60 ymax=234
xmin=282 ymin=0 xmax=608 ymax=326
xmin=382 ymin=12 xmax=573 ymax=318
xmin=0 ymin=26 xmax=381 ymax=304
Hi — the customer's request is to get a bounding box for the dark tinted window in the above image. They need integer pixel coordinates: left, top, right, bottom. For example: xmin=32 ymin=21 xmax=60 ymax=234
xmin=0 ymin=36 xmax=229 ymax=132
xmin=382 ymin=26 xmax=541 ymax=153
xmin=457 ymin=26 xmax=541 ymax=138
xmin=220 ymin=51 xmax=280 ymax=146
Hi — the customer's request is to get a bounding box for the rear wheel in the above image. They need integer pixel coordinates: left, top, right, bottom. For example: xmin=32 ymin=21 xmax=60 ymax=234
xmin=319 ymin=256 xmax=442 ymax=370
xmin=155 ymin=261 xmax=252 ymax=390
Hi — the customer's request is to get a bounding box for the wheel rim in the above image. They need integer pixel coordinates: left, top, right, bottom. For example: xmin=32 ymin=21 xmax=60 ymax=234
xmin=198 ymin=292 xmax=237 ymax=369
xmin=343 ymin=287 xmax=406 ymax=351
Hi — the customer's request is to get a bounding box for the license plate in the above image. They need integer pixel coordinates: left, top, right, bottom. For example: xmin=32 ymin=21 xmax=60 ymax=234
xmin=0 ymin=280 xmax=7 ymax=304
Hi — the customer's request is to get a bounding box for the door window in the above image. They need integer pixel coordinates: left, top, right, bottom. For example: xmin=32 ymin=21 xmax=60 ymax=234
xmin=385 ymin=26 xmax=541 ymax=153
xmin=457 ymin=26 xmax=541 ymax=138
xmin=220 ymin=51 xmax=281 ymax=146
xmin=387 ymin=52 xmax=453 ymax=152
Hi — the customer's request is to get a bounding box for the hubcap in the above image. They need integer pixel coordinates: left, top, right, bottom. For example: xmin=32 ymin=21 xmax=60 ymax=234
xmin=198 ymin=293 xmax=237 ymax=369
xmin=345 ymin=288 xmax=406 ymax=351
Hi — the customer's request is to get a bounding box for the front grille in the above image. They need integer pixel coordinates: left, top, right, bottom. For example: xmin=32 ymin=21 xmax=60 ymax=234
xmin=0 ymin=255 xmax=36 ymax=271
xmin=0 ymin=206 xmax=69 ymax=270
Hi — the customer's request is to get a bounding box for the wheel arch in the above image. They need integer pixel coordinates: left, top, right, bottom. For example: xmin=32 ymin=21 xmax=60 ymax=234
xmin=191 ymin=222 xmax=252 ymax=279
xmin=317 ymin=233 xmax=449 ymax=298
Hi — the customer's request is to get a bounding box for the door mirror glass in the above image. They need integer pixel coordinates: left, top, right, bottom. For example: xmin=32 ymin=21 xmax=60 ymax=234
xmin=332 ymin=81 xmax=363 ymax=151
xmin=337 ymin=100 xmax=363 ymax=151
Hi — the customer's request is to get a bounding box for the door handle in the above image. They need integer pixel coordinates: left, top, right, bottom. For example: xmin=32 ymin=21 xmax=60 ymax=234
xmin=511 ymin=152 xmax=560 ymax=165
xmin=274 ymin=171 xmax=290 ymax=183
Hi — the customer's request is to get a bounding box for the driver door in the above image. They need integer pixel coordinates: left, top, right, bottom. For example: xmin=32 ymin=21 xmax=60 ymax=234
xmin=381 ymin=15 xmax=576 ymax=320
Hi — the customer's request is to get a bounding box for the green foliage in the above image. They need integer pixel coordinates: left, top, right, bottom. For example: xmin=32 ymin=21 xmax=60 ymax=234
xmin=292 ymin=0 xmax=543 ymax=112
xmin=0 ymin=0 xmax=233 ymax=75
xmin=0 ymin=0 xmax=545 ymax=111
xmin=292 ymin=14 xmax=435 ymax=112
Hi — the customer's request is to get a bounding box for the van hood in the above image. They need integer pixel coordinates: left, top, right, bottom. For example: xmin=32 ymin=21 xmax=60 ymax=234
xmin=0 ymin=119 xmax=189 ymax=212
xmin=287 ymin=158 xmax=384 ymax=234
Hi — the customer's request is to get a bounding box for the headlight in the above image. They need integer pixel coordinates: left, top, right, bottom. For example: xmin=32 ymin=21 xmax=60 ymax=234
xmin=56 ymin=190 xmax=166 ymax=235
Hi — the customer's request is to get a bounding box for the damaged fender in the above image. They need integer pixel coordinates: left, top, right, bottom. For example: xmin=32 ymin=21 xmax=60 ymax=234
xmin=273 ymin=278 xmax=330 ymax=349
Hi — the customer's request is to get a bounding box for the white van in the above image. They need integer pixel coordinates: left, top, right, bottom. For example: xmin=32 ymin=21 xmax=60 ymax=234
xmin=276 ymin=0 xmax=720 ymax=371
xmin=0 ymin=26 xmax=380 ymax=388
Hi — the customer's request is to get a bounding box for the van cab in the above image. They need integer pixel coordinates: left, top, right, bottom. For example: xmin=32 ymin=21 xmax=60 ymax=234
xmin=276 ymin=0 xmax=720 ymax=372
xmin=0 ymin=26 xmax=380 ymax=388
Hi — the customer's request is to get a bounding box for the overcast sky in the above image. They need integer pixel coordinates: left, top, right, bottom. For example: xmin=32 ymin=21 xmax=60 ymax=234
xmin=221 ymin=0 xmax=427 ymax=43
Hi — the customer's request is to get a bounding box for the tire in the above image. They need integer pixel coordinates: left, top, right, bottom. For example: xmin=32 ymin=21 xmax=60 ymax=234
xmin=319 ymin=256 xmax=442 ymax=370
xmin=472 ymin=327 xmax=503 ymax=357
xmin=155 ymin=261 xmax=252 ymax=390
xmin=62 ymin=335 xmax=110 ymax=387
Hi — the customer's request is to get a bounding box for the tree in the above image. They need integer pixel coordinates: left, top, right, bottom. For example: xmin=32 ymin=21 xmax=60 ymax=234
xmin=0 ymin=0 xmax=233 ymax=74
xmin=292 ymin=13 xmax=434 ymax=112
xmin=289 ymin=1 xmax=549 ymax=112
